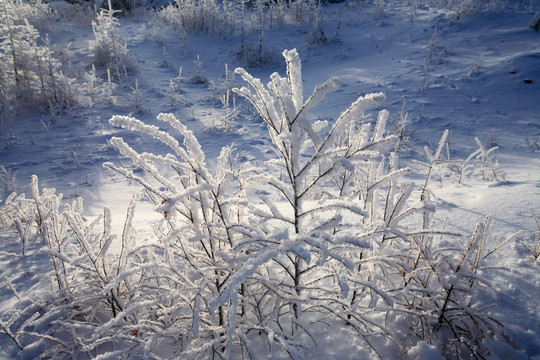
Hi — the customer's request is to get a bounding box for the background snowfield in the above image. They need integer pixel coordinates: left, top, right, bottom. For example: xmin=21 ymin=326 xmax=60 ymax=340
xmin=1 ymin=0 xmax=539 ymax=358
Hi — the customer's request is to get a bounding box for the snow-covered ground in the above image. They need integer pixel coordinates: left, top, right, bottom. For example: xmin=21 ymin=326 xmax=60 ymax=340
xmin=1 ymin=0 xmax=539 ymax=358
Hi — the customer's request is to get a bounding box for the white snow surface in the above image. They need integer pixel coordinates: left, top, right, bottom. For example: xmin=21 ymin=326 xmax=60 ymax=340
xmin=1 ymin=0 xmax=539 ymax=358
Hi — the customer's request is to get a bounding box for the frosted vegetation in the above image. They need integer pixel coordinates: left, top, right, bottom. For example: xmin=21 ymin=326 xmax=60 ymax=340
xmin=1 ymin=0 xmax=539 ymax=359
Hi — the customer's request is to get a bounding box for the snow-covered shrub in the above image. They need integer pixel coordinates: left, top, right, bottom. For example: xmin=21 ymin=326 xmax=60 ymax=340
xmin=157 ymin=0 xmax=236 ymax=36
xmin=436 ymin=0 xmax=510 ymax=19
xmin=0 ymin=1 xmax=77 ymax=110
xmin=0 ymin=49 xmax=519 ymax=359
xmin=81 ymin=64 xmax=104 ymax=107
xmin=0 ymin=176 xmax=143 ymax=358
xmin=93 ymin=0 xmax=147 ymax=12
xmin=394 ymin=215 xmax=519 ymax=359
xmin=88 ymin=0 xmax=134 ymax=73
xmin=104 ymin=112 xmax=248 ymax=357
xmin=190 ymin=55 xmax=208 ymax=84
xmin=235 ymin=42 xmax=280 ymax=68
xmin=128 ymin=79 xmax=145 ymax=113
xmin=3 ymin=0 xmax=53 ymax=31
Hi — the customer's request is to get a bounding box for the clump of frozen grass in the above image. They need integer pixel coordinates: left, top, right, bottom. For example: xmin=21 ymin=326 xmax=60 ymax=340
xmin=521 ymin=209 xmax=540 ymax=261
xmin=416 ymin=131 xmax=504 ymax=189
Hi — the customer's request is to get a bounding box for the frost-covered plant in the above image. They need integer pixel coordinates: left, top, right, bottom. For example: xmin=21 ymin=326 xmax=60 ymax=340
xmin=0 ymin=165 xmax=16 ymax=203
xmin=104 ymin=113 xmax=245 ymax=358
xmin=190 ymin=55 xmax=208 ymax=84
xmin=417 ymin=131 xmax=503 ymax=187
xmin=88 ymin=0 xmax=134 ymax=72
xmin=0 ymin=49 xmax=518 ymax=360
xmin=0 ymin=176 xmax=142 ymax=358
xmin=164 ymin=79 xmax=184 ymax=106
xmin=390 ymin=102 xmax=413 ymax=155
xmin=104 ymin=69 xmax=118 ymax=105
xmin=0 ymin=1 xmax=76 ymax=109
xmin=218 ymin=89 xmax=239 ymax=132
xmin=472 ymin=136 xmax=502 ymax=182
xmin=395 ymin=216 xmax=519 ymax=359
xmin=128 ymin=79 xmax=145 ymax=113
xmin=82 ymin=64 xmax=104 ymax=107
xmin=417 ymin=129 xmax=449 ymax=199
xmin=229 ymin=49 xmax=417 ymax=355
xmin=521 ymin=209 xmax=540 ymax=261
xmin=158 ymin=0 xmax=236 ymax=36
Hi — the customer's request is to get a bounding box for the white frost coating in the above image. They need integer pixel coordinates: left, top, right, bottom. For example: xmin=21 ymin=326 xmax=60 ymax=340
xmin=215 ymin=146 xmax=233 ymax=185
xmin=109 ymin=115 xmax=183 ymax=156
xmin=384 ymin=183 xmax=413 ymax=225
xmin=348 ymin=278 xmax=394 ymax=307
xmin=102 ymin=263 xmax=161 ymax=294
xmin=337 ymin=92 xmax=386 ymax=125
xmin=119 ymin=194 xmax=139 ymax=273
xmin=372 ymin=109 xmax=389 ymax=142
xmin=280 ymin=238 xmax=311 ymax=264
xmin=433 ymin=129 xmax=449 ymax=162
xmin=295 ymin=77 xmax=341 ymax=148
xmin=339 ymin=274 xmax=349 ymax=298
xmin=86 ymin=297 xmax=169 ymax=351
xmin=234 ymin=67 xmax=280 ymax=130
xmin=157 ymin=113 xmax=206 ymax=166
xmin=213 ymin=248 xmax=279 ymax=308
xmin=317 ymin=92 xmax=385 ymax=155
xmin=192 ymin=295 xmax=200 ymax=338
xmin=91 ymin=350 xmax=130 ymax=360
xmin=156 ymin=183 xmax=212 ymax=213
xmin=269 ymin=72 xmax=296 ymax=126
xmin=283 ymin=49 xmax=303 ymax=112
xmin=107 ymin=137 xmax=179 ymax=194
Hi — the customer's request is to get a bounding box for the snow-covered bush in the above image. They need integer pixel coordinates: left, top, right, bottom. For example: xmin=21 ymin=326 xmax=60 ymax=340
xmin=0 ymin=1 xmax=77 ymax=110
xmin=0 ymin=49 xmax=519 ymax=359
xmin=190 ymin=55 xmax=208 ymax=84
xmin=157 ymin=0 xmax=236 ymax=36
xmin=88 ymin=0 xmax=134 ymax=74
xmin=0 ymin=176 xmax=143 ymax=358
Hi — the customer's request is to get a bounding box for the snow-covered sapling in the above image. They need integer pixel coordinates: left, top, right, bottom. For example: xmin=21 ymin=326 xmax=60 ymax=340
xmin=128 ymin=79 xmax=145 ymax=114
xmin=190 ymin=55 xmax=208 ymax=84
xmin=231 ymin=49 xmax=410 ymax=340
xmin=104 ymin=68 xmax=117 ymax=105
xmin=219 ymin=89 xmax=239 ymax=132
xmin=0 ymin=1 xmax=74 ymax=109
xmin=88 ymin=0 xmax=133 ymax=72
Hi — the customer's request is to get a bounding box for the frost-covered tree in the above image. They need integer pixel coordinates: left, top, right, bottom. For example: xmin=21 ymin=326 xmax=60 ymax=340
xmin=0 ymin=0 xmax=75 ymax=109
xmin=223 ymin=49 xmax=417 ymax=350
xmin=88 ymin=0 xmax=134 ymax=74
